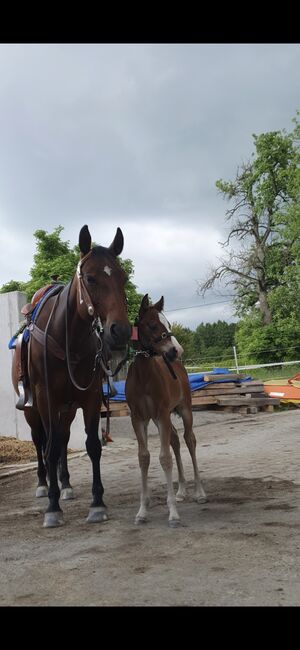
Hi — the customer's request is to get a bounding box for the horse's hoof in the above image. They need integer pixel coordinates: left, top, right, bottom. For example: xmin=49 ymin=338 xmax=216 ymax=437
xmin=36 ymin=486 xmax=48 ymax=498
xmin=43 ymin=511 xmax=64 ymax=528
xmin=61 ymin=488 xmax=75 ymax=500
xmin=176 ymin=494 xmax=186 ymax=502
xmin=195 ymin=495 xmax=207 ymax=503
xmin=86 ymin=507 xmax=108 ymax=523
xmin=168 ymin=519 xmax=182 ymax=528
xmin=135 ymin=516 xmax=148 ymax=525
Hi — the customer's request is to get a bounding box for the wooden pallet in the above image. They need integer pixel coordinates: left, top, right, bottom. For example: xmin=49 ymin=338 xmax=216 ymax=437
xmin=191 ymin=378 xmax=280 ymax=414
xmin=100 ymin=377 xmax=280 ymax=417
xmin=101 ymin=401 xmax=130 ymax=418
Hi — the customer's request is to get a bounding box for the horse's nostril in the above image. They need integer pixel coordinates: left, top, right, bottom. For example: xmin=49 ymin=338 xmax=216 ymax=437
xmin=110 ymin=323 xmax=131 ymax=343
xmin=110 ymin=324 xmax=118 ymax=339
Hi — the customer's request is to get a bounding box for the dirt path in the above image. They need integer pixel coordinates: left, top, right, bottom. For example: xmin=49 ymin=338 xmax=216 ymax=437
xmin=0 ymin=410 xmax=299 ymax=606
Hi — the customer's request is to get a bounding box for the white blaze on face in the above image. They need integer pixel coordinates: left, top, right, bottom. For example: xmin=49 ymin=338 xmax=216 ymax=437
xmin=104 ymin=265 xmax=112 ymax=276
xmin=158 ymin=312 xmax=184 ymax=358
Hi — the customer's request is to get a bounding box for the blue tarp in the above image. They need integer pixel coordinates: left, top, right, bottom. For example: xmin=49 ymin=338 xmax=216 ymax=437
xmin=102 ymin=367 xmax=252 ymax=402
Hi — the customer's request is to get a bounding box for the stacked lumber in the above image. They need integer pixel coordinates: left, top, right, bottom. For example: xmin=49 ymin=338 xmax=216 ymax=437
xmin=101 ymin=401 xmax=130 ymax=418
xmin=191 ymin=374 xmax=280 ymax=414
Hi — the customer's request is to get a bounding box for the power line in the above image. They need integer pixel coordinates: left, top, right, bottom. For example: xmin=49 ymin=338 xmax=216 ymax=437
xmin=165 ymin=299 xmax=233 ymax=313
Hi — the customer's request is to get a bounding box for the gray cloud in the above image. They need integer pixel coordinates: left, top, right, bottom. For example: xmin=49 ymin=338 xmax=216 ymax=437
xmin=0 ymin=43 xmax=299 ymax=328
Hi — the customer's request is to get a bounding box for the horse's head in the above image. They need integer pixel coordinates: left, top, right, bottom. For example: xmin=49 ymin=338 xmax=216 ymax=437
xmin=76 ymin=225 xmax=131 ymax=349
xmin=137 ymin=294 xmax=183 ymax=361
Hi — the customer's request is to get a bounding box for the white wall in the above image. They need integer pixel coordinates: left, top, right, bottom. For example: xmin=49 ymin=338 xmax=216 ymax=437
xmin=0 ymin=291 xmax=86 ymax=449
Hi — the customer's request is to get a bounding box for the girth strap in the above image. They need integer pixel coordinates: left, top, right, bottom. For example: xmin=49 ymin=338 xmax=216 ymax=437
xmin=30 ymin=323 xmax=66 ymax=361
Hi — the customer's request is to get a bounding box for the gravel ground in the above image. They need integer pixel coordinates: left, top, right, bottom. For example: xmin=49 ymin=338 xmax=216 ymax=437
xmin=0 ymin=409 xmax=299 ymax=606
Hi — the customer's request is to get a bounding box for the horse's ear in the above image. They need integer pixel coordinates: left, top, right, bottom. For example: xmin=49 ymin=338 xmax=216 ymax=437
xmin=79 ymin=225 xmax=92 ymax=257
xmin=153 ymin=296 xmax=164 ymax=312
xmin=109 ymin=227 xmax=124 ymax=257
xmin=139 ymin=294 xmax=149 ymax=316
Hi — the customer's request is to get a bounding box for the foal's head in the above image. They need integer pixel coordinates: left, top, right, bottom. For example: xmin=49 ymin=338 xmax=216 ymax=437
xmin=76 ymin=225 xmax=131 ymax=348
xmin=137 ymin=294 xmax=183 ymax=361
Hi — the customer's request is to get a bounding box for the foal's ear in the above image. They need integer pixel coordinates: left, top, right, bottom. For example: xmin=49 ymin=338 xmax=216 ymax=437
xmin=79 ymin=225 xmax=92 ymax=257
xmin=153 ymin=296 xmax=164 ymax=312
xmin=139 ymin=294 xmax=149 ymax=316
xmin=109 ymin=227 xmax=124 ymax=257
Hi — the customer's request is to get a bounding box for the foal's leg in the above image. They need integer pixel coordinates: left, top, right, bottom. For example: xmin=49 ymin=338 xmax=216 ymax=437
xmin=170 ymin=424 xmax=187 ymax=501
xmin=83 ymin=405 xmax=108 ymax=523
xmin=180 ymin=407 xmax=206 ymax=502
xmin=132 ymin=416 xmax=150 ymax=524
xmin=158 ymin=415 xmax=181 ymax=527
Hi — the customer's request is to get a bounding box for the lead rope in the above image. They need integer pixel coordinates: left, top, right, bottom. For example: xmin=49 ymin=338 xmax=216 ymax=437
xmin=43 ymin=293 xmax=61 ymax=460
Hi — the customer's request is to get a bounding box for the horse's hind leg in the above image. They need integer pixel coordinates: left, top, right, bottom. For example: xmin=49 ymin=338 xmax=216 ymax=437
xmin=180 ymin=407 xmax=207 ymax=503
xmin=35 ymin=391 xmax=64 ymax=527
xmin=24 ymin=408 xmax=48 ymax=498
xmin=170 ymin=424 xmax=187 ymax=501
xmin=157 ymin=415 xmax=181 ymax=527
xmin=132 ymin=416 xmax=150 ymax=524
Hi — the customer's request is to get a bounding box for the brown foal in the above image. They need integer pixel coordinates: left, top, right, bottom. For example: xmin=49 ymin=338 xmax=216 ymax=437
xmin=125 ymin=294 xmax=206 ymax=527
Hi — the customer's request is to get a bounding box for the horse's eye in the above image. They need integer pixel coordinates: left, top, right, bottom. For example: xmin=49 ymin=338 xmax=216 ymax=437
xmin=148 ymin=322 xmax=158 ymax=331
xmin=86 ymin=275 xmax=97 ymax=285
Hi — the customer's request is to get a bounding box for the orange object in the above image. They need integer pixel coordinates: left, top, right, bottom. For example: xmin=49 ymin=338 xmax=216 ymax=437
xmin=264 ymin=376 xmax=300 ymax=403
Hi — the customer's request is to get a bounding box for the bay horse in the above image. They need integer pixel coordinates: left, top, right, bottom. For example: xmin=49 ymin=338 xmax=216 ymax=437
xmin=12 ymin=225 xmax=131 ymax=527
xmin=125 ymin=294 xmax=206 ymax=527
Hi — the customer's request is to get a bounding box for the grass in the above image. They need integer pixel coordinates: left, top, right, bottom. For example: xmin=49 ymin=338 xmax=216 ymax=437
xmin=185 ymin=363 xmax=300 ymax=383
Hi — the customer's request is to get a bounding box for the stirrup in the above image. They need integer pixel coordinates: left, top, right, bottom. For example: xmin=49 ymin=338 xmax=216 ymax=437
xmin=16 ymin=381 xmax=33 ymax=410
xmin=16 ymin=381 xmax=26 ymax=410
xmin=24 ymin=390 xmax=33 ymax=408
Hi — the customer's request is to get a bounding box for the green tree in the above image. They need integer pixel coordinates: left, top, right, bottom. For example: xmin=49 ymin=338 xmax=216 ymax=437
xmin=118 ymin=258 xmax=143 ymax=323
xmin=25 ymin=226 xmax=79 ymax=299
xmin=198 ymin=125 xmax=300 ymax=325
xmin=0 ymin=279 xmax=27 ymax=294
xmin=193 ymin=321 xmax=236 ymax=364
xmin=169 ymin=322 xmax=195 ymax=362
xmin=198 ymin=113 xmax=300 ymax=364
xmin=0 ymin=226 xmax=143 ymax=323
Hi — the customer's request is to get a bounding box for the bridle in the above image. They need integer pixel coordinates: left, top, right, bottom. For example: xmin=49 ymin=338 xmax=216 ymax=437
xmin=135 ymin=316 xmax=177 ymax=380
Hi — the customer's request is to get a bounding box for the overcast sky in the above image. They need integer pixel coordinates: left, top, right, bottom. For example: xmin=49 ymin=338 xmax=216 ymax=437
xmin=0 ymin=43 xmax=299 ymax=329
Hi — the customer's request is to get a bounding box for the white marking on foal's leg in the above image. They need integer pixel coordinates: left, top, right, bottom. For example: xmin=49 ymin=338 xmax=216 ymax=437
xmin=158 ymin=422 xmax=181 ymax=527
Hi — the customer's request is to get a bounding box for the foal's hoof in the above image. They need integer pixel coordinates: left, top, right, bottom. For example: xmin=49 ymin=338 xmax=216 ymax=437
xmin=61 ymin=487 xmax=75 ymax=500
xmin=86 ymin=507 xmax=108 ymax=523
xmin=36 ymin=486 xmax=48 ymax=498
xmin=135 ymin=516 xmax=148 ymax=525
xmin=176 ymin=494 xmax=186 ymax=502
xmin=43 ymin=511 xmax=64 ymax=528
xmin=168 ymin=519 xmax=182 ymax=528
xmin=195 ymin=495 xmax=207 ymax=503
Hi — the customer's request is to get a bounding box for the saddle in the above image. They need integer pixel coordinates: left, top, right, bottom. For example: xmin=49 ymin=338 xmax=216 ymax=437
xmin=14 ymin=278 xmax=64 ymax=410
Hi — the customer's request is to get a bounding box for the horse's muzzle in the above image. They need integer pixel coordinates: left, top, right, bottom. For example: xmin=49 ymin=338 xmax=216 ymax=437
xmin=107 ymin=322 xmax=132 ymax=350
xmin=165 ymin=346 xmax=178 ymax=362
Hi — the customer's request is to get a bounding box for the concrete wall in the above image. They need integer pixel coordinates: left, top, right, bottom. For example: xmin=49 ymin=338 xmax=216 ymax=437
xmin=0 ymin=291 xmax=87 ymax=449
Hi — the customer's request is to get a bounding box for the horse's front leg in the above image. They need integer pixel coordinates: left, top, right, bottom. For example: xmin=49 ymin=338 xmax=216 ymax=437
xmin=59 ymin=411 xmax=76 ymax=500
xmin=83 ymin=404 xmax=108 ymax=523
xmin=131 ymin=415 xmax=150 ymax=524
